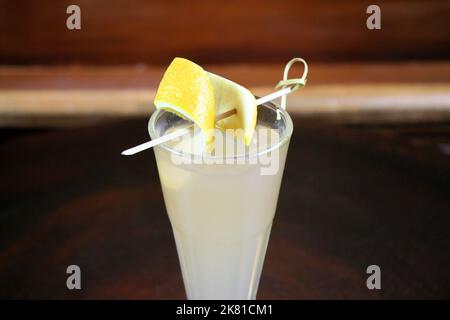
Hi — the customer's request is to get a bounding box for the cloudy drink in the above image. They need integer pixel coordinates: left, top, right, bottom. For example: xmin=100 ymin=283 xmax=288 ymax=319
xmin=149 ymin=102 xmax=292 ymax=299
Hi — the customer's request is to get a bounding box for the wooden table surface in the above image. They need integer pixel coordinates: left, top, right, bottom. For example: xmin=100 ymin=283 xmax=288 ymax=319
xmin=0 ymin=117 xmax=449 ymax=299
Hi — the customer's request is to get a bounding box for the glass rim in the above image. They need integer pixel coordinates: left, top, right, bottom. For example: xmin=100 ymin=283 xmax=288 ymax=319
xmin=148 ymin=101 xmax=293 ymax=160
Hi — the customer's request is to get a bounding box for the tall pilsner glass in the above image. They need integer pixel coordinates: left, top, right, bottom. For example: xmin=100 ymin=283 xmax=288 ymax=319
xmin=149 ymin=101 xmax=293 ymax=299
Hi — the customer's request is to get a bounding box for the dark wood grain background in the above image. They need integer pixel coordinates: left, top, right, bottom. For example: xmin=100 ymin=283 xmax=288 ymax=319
xmin=0 ymin=118 xmax=449 ymax=299
xmin=1 ymin=0 xmax=449 ymax=65
xmin=1 ymin=0 xmax=450 ymax=300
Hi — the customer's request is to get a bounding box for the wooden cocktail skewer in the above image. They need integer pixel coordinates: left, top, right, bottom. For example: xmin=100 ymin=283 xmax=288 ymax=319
xmin=121 ymin=58 xmax=307 ymax=156
xmin=122 ymin=87 xmax=291 ymax=156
